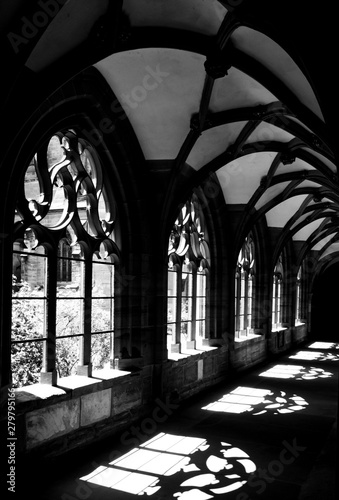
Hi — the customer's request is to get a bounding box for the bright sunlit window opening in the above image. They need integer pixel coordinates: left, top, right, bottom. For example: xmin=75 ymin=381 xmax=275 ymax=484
xmin=167 ymin=193 xmax=211 ymax=357
xmin=235 ymin=235 xmax=255 ymax=339
xmin=11 ymin=131 xmax=119 ymax=387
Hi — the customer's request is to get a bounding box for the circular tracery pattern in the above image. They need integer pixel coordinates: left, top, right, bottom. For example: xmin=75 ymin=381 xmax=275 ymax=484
xmin=168 ymin=192 xmax=210 ymax=269
xmin=17 ymin=130 xmax=116 ymax=243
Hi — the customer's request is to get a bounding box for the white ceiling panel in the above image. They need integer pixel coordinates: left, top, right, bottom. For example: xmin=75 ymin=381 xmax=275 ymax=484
xmin=95 ymin=49 xmax=206 ymax=159
xmin=265 ymin=195 xmax=308 ymax=228
xmin=209 ymin=68 xmax=278 ymax=112
xmin=300 ymin=148 xmax=337 ymax=174
xmin=312 ymin=234 xmax=335 ymax=251
xmin=255 ymin=181 xmax=290 ymax=211
xmin=187 ymin=121 xmax=247 ymax=171
xmin=319 ymin=242 xmax=339 ymax=259
xmin=274 ymin=158 xmax=316 ymax=176
xmin=293 ymin=218 xmax=327 ymax=241
xmin=245 ymin=121 xmax=295 ymax=145
xmin=122 ymin=0 xmax=227 ymax=35
xmin=217 ymin=151 xmax=277 ymax=204
xmin=290 ymin=209 xmax=335 ymax=231
xmin=231 ymin=27 xmax=324 ymax=120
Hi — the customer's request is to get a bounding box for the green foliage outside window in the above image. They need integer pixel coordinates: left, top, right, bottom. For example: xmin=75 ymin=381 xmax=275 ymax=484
xmin=11 ymin=278 xmax=112 ymax=388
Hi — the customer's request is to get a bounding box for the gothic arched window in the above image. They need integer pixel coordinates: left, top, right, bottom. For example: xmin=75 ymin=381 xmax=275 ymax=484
xmin=235 ymin=235 xmax=255 ymax=338
xmin=167 ymin=193 xmax=210 ymax=355
xmin=272 ymin=253 xmax=284 ymax=329
xmin=295 ymin=263 xmax=305 ymax=325
xmin=11 ymin=130 xmax=119 ymax=387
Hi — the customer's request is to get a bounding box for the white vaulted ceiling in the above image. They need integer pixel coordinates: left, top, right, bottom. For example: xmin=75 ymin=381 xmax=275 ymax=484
xmin=1 ymin=0 xmax=338 ymax=272
xmin=90 ymin=0 xmax=338 ymax=269
xmin=95 ymin=49 xmax=207 ymax=160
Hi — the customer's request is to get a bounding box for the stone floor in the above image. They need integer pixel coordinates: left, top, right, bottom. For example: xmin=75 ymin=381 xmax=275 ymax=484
xmin=16 ymin=340 xmax=339 ymax=500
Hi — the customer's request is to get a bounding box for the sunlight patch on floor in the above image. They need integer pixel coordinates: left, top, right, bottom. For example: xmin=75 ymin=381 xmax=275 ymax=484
xmin=308 ymin=342 xmax=339 ymax=349
xmin=80 ymin=433 xmax=256 ymax=497
xmin=202 ymin=386 xmax=308 ymax=415
xmin=259 ymin=364 xmax=333 ymax=380
xmin=289 ymin=351 xmax=339 ymax=362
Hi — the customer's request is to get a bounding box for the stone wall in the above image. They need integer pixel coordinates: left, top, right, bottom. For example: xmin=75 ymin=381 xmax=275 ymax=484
xmin=14 ymin=369 xmax=152 ymax=457
xmin=11 ymin=326 xmax=309 ymax=459
xmin=230 ymin=334 xmax=267 ymax=371
xmin=162 ymin=346 xmax=228 ymax=402
xmin=268 ymin=328 xmax=291 ymax=354
xmin=13 ymin=346 xmax=229 ymax=458
xmin=269 ymin=324 xmax=307 ymax=355
xmin=292 ymin=323 xmax=308 ymax=344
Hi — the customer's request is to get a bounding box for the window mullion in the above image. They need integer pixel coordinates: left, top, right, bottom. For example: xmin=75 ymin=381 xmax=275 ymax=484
xmin=41 ymin=251 xmax=57 ymax=385
xmin=272 ymin=279 xmax=276 ymax=327
xmin=78 ymin=259 xmax=92 ymax=376
xmin=176 ymin=270 xmax=182 ymax=348
xmin=277 ymin=281 xmax=281 ymax=325
xmin=239 ymin=272 xmax=245 ymax=331
xmin=244 ymin=273 xmax=249 ymax=331
xmin=235 ymin=274 xmax=240 ymax=332
xmin=191 ymin=271 xmax=197 ymax=347
xmin=247 ymin=277 xmax=252 ymax=331
xmin=110 ymin=264 xmax=115 ymax=366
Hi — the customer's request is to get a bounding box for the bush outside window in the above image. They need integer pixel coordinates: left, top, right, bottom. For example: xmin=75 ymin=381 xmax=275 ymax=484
xmin=11 ymin=130 xmax=119 ymax=387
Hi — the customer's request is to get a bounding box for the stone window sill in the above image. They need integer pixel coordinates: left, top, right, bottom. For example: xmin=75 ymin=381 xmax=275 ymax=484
xmin=271 ymin=326 xmax=288 ymax=332
xmin=15 ymin=384 xmax=67 ymax=403
xmin=92 ymin=368 xmax=132 ymax=379
xmin=234 ymin=333 xmax=261 ymax=343
xmin=14 ymin=369 xmax=132 ymax=408
xmin=168 ymin=345 xmax=218 ymax=361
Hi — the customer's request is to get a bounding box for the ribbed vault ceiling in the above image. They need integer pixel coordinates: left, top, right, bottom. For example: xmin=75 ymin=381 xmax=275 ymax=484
xmin=1 ymin=0 xmax=338 ymax=274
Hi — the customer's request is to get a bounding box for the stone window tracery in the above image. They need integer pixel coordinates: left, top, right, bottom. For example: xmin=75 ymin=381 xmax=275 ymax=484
xmin=167 ymin=193 xmax=210 ymax=355
xmin=11 ymin=130 xmax=119 ymax=387
xmin=295 ymin=263 xmax=305 ymax=325
xmin=235 ymin=235 xmax=255 ymax=338
xmin=272 ymin=254 xmax=284 ymax=330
